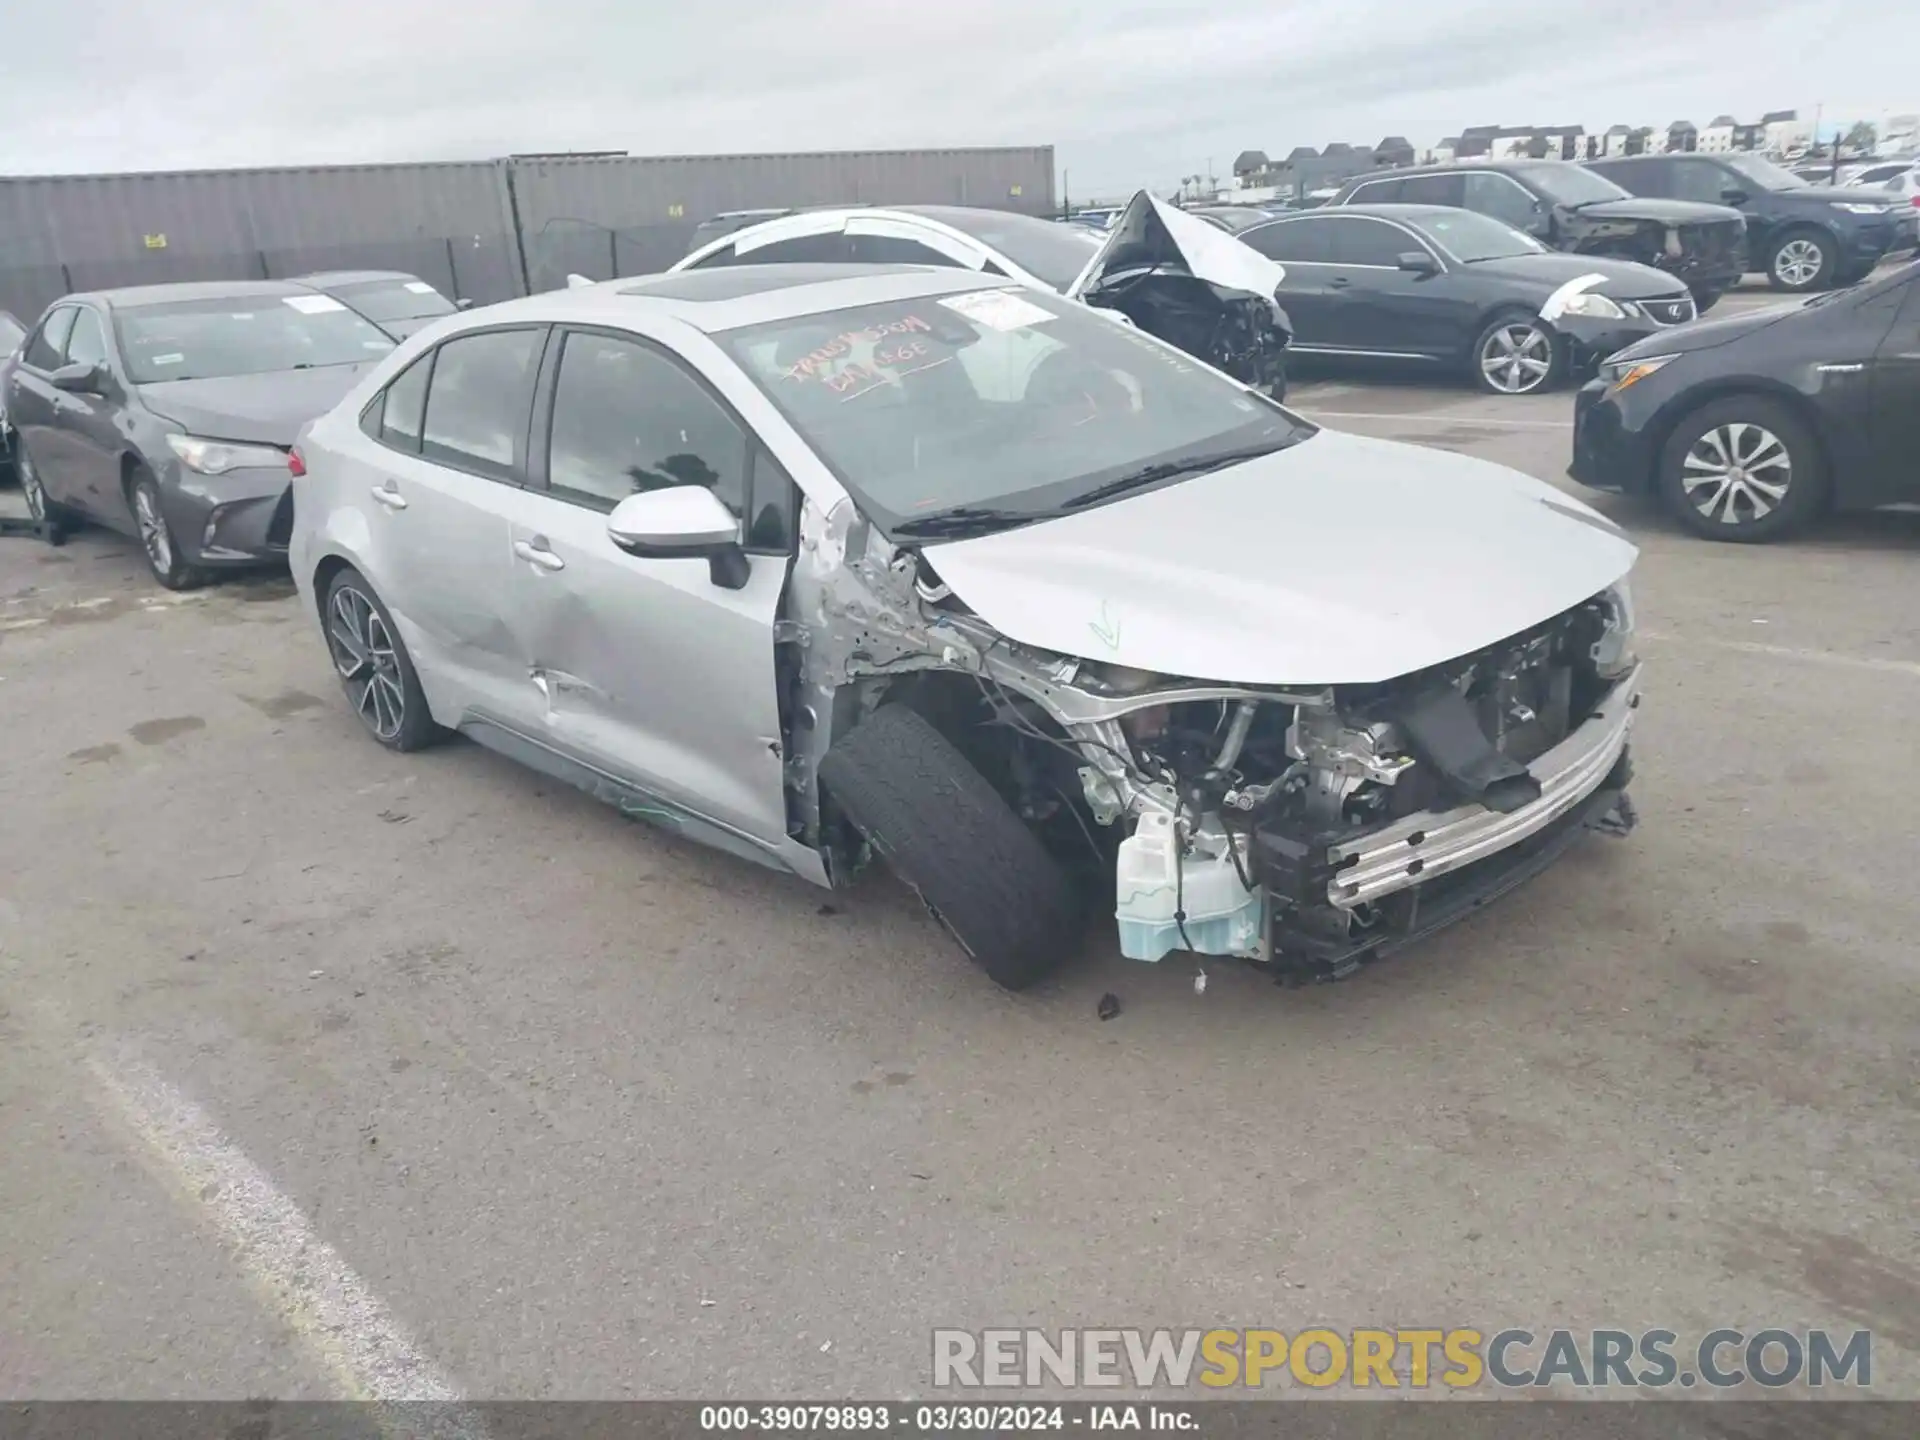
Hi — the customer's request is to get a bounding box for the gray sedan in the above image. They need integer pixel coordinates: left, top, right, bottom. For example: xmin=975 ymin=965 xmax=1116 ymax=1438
xmin=3 ymin=281 xmax=395 ymax=588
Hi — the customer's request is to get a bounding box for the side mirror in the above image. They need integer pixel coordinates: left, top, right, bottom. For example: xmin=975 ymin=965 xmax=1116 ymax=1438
xmin=1396 ymin=251 xmax=1440 ymax=276
xmin=49 ymin=361 xmax=102 ymax=394
xmin=455 ymin=298 xmax=475 ymax=310
xmin=606 ymin=485 xmax=749 ymax=589
xmin=1720 ymin=187 xmax=1750 ymax=205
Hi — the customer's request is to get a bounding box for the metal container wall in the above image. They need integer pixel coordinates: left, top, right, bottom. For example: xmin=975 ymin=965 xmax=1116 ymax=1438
xmin=507 ymin=147 xmax=1056 ymax=291
xmin=0 ymin=163 xmax=524 ymax=322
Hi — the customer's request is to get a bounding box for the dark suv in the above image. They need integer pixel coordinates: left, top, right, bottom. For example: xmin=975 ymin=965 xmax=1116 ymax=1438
xmin=1587 ymin=152 xmax=1919 ymax=293
xmin=1332 ymin=161 xmax=1748 ymax=309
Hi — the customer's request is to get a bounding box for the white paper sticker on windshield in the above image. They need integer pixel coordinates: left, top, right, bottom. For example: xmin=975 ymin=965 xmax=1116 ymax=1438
xmin=150 ymin=352 xmax=185 ymax=366
xmin=283 ymin=294 xmax=347 ymax=315
xmin=403 ymin=281 xmax=438 ymax=295
xmin=939 ymin=290 xmax=1054 ymax=332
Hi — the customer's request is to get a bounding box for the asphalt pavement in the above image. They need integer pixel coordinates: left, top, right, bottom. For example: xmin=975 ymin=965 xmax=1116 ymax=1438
xmin=2 ymin=274 xmax=1918 ymax=1403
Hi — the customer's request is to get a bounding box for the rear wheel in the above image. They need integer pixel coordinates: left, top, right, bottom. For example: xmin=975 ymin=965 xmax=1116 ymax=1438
xmin=1470 ymin=313 xmax=1562 ymax=396
xmin=819 ymin=704 xmax=1082 ymax=991
xmin=322 ymin=566 xmax=441 ymax=751
xmin=1767 ymin=228 xmax=1834 ymax=291
xmin=1656 ymin=395 xmax=1826 ymax=542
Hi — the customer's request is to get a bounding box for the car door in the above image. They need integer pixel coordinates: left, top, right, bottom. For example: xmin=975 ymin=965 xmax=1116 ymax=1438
xmin=1313 ymin=216 xmax=1463 ymax=359
xmin=50 ymin=306 xmax=127 ymax=515
xmin=7 ymin=305 xmax=80 ymax=503
xmin=1866 ymin=270 xmax=1920 ymax=503
xmin=495 ymin=325 xmax=792 ymax=848
xmin=1237 ymin=218 xmax=1340 ymax=348
xmin=353 ymin=325 xmax=551 ymax=729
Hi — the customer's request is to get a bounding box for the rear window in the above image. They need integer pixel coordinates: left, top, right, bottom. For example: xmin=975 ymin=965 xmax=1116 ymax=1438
xmin=329 ymin=279 xmax=456 ymax=324
xmin=116 ymin=295 xmax=396 ymax=383
xmin=914 ymin=210 xmax=1104 ymax=291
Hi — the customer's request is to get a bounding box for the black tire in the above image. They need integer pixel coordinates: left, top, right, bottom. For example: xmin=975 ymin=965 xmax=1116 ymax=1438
xmin=1656 ymin=395 xmax=1827 ymax=543
xmin=1468 ymin=310 xmax=1563 ymax=396
xmin=1765 ymin=227 xmax=1835 ymax=291
xmin=128 ymin=468 xmax=206 ymax=591
xmin=819 ymin=704 xmax=1082 ymax=991
xmin=321 ymin=566 xmax=441 ymax=752
xmin=14 ymin=440 xmax=80 ymax=536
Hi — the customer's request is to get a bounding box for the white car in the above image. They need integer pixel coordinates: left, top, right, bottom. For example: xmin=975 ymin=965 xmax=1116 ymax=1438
xmin=288 ymin=264 xmax=1640 ymax=990
xmin=671 ymin=192 xmax=1295 ymax=399
xmin=1843 ymin=159 xmax=1920 ymax=202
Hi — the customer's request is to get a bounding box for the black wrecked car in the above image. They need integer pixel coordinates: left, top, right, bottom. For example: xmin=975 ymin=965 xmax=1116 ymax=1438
xmin=1570 ymin=259 xmax=1920 ymax=541
xmin=1586 ymin=152 xmax=1920 ymax=294
xmin=3 ymin=281 xmax=395 ymax=587
xmin=1238 ymin=205 xmax=1700 ymax=394
xmin=1331 ymin=161 xmax=1748 ymax=310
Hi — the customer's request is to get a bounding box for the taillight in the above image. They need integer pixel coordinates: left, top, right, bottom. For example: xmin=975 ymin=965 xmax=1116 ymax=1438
xmin=288 ymin=446 xmax=307 ymax=478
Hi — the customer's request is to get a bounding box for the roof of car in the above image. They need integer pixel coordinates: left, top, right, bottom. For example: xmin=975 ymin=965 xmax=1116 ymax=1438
xmin=466 ymin=263 xmax=1007 ymax=335
xmin=87 ymin=279 xmax=319 ymax=310
xmin=1342 ymin=160 xmax=1557 ymax=186
xmin=293 ymin=270 xmax=426 ymax=287
xmin=1247 ymin=203 xmax=1466 ymax=223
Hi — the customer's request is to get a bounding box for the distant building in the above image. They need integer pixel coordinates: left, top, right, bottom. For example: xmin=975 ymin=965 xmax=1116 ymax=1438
xmin=1600 ymin=123 xmax=1635 ymax=157
xmin=1879 ymin=114 xmax=1919 ymax=155
xmin=1701 ymin=115 xmax=1738 ymax=152
xmin=1667 ymin=120 xmax=1698 ymax=153
xmin=1732 ymin=121 xmax=1766 ymax=151
xmin=1373 ymin=136 xmax=1416 ymax=168
xmin=1428 ymin=137 xmax=1460 ymax=164
xmin=1232 ymin=151 xmax=1270 ymax=178
xmin=1230 ymin=142 xmax=1380 ymax=201
xmin=1628 ymin=126 xmax=1656 ymax=156
xmin=1458 ymin=123 xmax=1583 ymax=161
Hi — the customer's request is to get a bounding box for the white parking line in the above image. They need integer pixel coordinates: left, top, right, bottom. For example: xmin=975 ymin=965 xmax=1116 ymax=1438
xmin=82 ymin=1042 xmax=489 ymax=1429
xmin=1642 ymin=631 xmax=1920 ymax=679
xmin=1300 ymin=410 xmax=1575 ymax=429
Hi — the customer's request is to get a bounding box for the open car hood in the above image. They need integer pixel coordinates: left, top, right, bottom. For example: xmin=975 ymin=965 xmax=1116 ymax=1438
xmin=922 ymin=430 xmax=1638 ymax=687
xmin=1066 ymin=190 xmax=1288 ymax=309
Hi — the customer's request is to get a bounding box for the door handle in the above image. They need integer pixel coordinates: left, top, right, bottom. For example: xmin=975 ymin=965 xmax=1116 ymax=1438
xmin=370 ymin=484 xmax=408 ymax=510
xmin=514 ymin=538 xmax=566 ymax=572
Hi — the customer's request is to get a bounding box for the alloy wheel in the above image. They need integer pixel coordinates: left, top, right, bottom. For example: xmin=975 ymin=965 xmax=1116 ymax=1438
xmin=133 ymin=484 xmax=174 ymax=574
xmin=18 ymin=451 xmax=46 ymax=522
xmin=1479 ymin=323 xmax=1554 ymax=394
xmin=1680 ymin=422 xmax=1792 ymax=525
xmin=326 ymin=585 xmax=408 ymax=741
xmin=1773 ymin=238 xmax=1824 ymax=288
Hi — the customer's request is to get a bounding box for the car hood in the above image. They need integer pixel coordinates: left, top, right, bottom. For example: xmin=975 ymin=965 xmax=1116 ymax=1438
xmin=1462 ymin=250 xmax=1687 ymax=298
xmin=923 ymin=430 xmax=1637 ymax=686
xmin=1608 ymin=298 xmax=1805 ymax=361
xmin=1068 ymin=189 xmax=1288 ymax=308
xmin=137 ymin=363 xmax=380 ymax=444
xmin=1572 ymin=197 xmax=1742 ymax=225
xmin=1771 ymin=184 xmax=1906 ymax=210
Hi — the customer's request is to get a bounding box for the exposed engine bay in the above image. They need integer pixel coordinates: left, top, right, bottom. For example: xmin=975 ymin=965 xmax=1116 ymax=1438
xmin=782 ymin=495 xmax=1640 ymax=986
xmin=1079 ymin=190 xmax=1293 ymax=399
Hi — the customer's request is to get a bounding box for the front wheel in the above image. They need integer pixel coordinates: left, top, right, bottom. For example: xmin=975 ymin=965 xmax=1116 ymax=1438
xmin=322 ymin=567 xmax=441 ymax=751
xmin=1766 ymin=229 xmax=1835 ymax=291
xmin=129 ymin=469 xmax=206 ymax=590
xmin=1470 ymin=314 xmax=1561 ymax=396
xmin=818 ymin=704 xmax=1082 ymax=991
xmin=1656 ymin=396 xmax=1826 ymax=542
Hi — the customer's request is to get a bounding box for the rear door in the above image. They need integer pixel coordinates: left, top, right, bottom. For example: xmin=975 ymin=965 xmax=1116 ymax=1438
xmin=352 ymin=325 xmax=551 ymax=729
xmin=498 ymin=325 xmax=792 ymax=847
xmin=1237 ymin=217 xmax=1340 ymax=346
xmin=1866 ymin=271 xmax=1920 ymax=503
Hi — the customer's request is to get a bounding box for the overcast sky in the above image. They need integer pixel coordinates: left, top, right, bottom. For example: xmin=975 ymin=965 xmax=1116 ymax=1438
xmin=2 ymin=1 xmax=1913 ymax=192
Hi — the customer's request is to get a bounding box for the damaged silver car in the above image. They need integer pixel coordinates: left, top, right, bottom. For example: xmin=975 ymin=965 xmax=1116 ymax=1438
xmin=289 ymin=264 xmax=1640 ymax=990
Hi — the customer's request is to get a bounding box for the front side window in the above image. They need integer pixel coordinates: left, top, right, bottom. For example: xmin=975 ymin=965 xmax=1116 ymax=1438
xmin=1518 ymin=163 xmax=1630 ymax=208
xmin=545 ymin=330 xmax=748 ymax=515
xmin=64 ymin=310 xmax=110 ymax=370
xmin=1396 ymin=173 xmax=1466 ymax=206
xmin=420 ymin=328 xmax=543 ymax=478
xmin=1721 ymin=153 xmax=1808 ymax=192
xmin=1240 ymin=220 xmax=1331 ymax=264
xmin=115 ymin=294 xmax=396 ymax=383
xmin=24 ymin=307 xmax=77 ymax=370
xmin=1669 ymin=161 xmax=1736 ymax=204
xmin=1322 ymin=218 xmax=1414 ymax=267
xmin=717 ymin=287 xmax=1311 ymax=535
xmin=1463 ymin=173 xmax=1541 ymax=230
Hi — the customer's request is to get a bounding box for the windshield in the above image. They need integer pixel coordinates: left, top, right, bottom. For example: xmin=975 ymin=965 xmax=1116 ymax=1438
xmin=115 ymin=294 xmax=396 ymax=383
xmin=328 ymin=279 xmax=456 ymax=325
xmin=1722 ymin=153 xmax=1808 ymax=191
xmin=718 ymin=287 xmax=1311 ymax=534
xmin=1408 ymin=209 xmax=1547 ymax=261
xmin=1521 ymin=165 xmax=1630 ymax=207
xmin=911 ymin=208 xmax=1105 ymax=291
